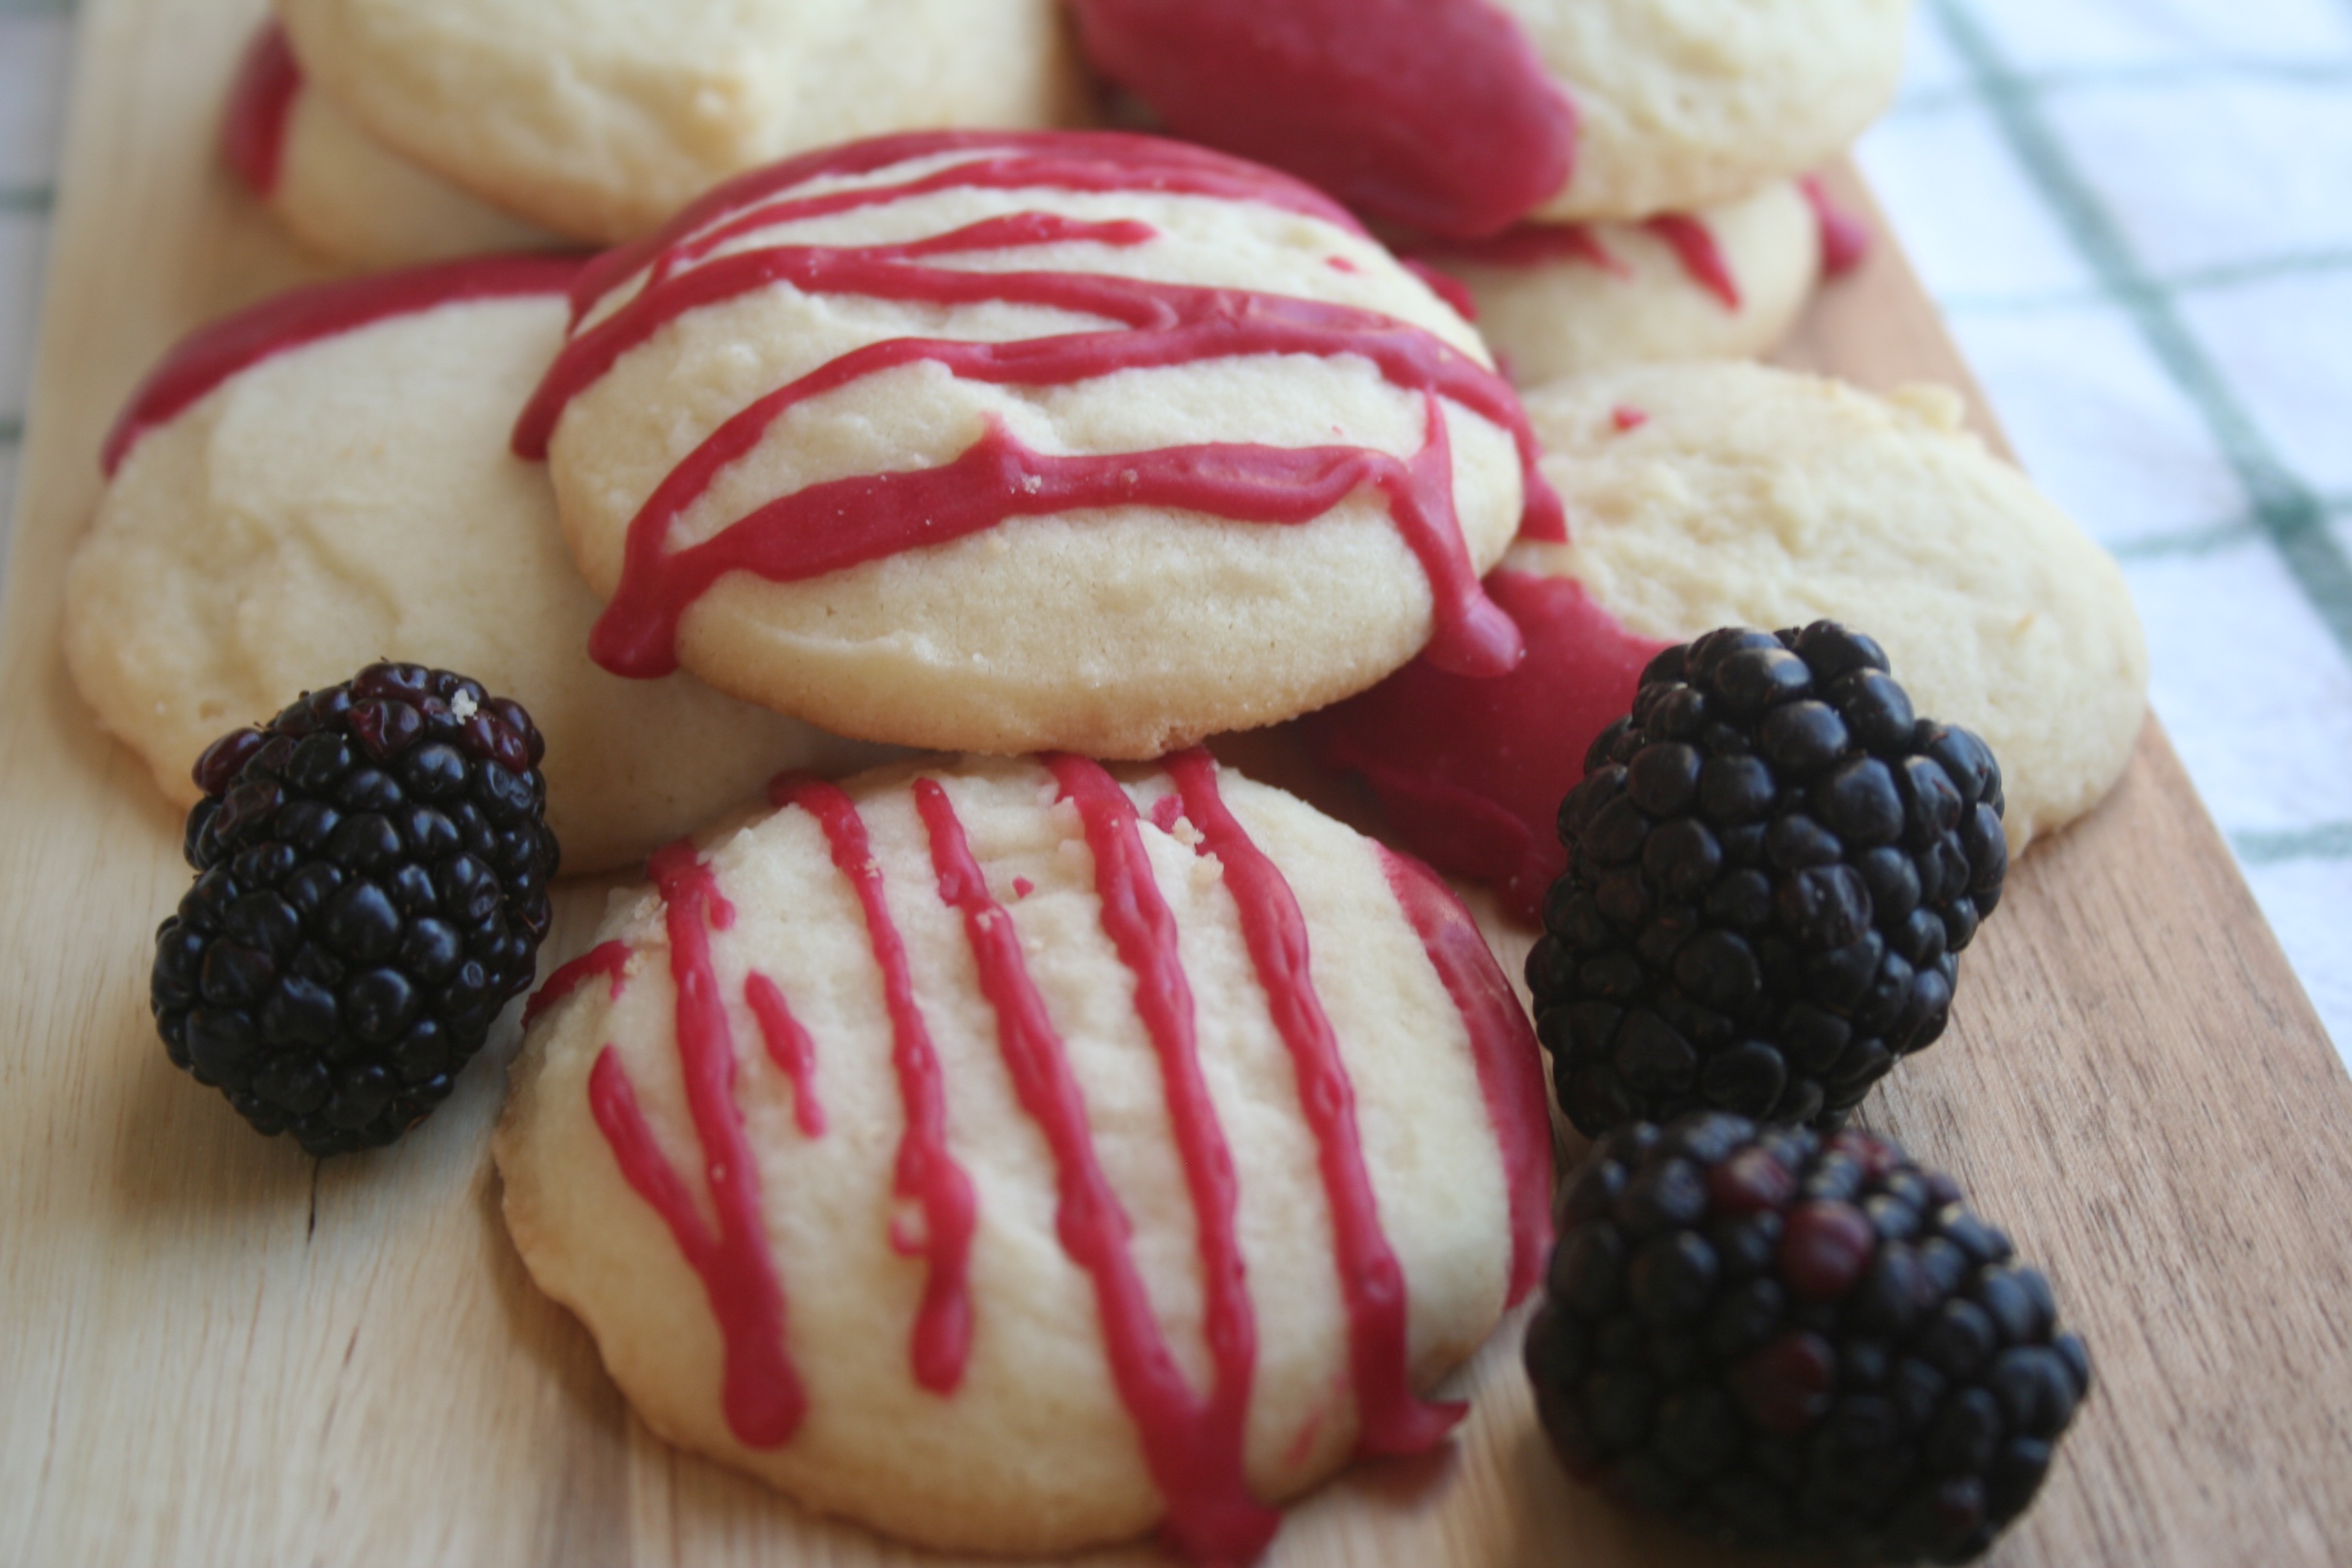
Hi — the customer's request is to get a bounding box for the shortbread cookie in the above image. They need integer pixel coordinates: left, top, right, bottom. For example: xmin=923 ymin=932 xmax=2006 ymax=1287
xmin=1309 ymin=361 xmax=2148 ymax=923
xmin=1502 ymin=0 xmax=1912 ymax=223
xmin=66 ymin=257 xmax=890 ymax=874
xmin=1417 ymin=179 xmax=1823 ymax=387
xmin=223 ymin=22 xmax=553 ymax=267
xmin=1071 ymin=0 xmax=1905 ymax=233
xmin=274 ymin=0 xmax=1090 ymax=245
xmin=518 ymin=131 xmax=1560 ymax=758
xmin=497 ymin=751 xmax=1551 ymax=1558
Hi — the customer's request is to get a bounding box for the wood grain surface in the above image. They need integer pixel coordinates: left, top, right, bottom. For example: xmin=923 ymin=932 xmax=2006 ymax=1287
xmin=5 ymin=3 xmax=2351 ymax=1565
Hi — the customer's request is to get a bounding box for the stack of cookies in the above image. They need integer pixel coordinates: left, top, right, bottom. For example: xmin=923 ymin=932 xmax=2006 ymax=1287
xmin=1070 ymin=0 xmax=1906 ymax=387
xmin=220 ymin=0 xmax=1089 ymax=263
xmin=63 ymin=2 xmax=2149 ymax=1562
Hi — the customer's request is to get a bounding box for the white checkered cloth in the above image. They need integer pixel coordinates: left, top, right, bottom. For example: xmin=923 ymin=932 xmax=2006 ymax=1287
xmin=3 ymin=0 xmax=2347 ymax=1062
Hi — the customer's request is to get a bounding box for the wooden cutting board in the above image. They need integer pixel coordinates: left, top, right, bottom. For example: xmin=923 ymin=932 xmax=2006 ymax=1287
xmin=6 ymin=3 xmax=2351 ymax=1564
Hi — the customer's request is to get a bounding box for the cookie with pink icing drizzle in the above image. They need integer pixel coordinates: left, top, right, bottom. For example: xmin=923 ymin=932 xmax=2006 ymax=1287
xmin=1411 ymin=179 xmax=1837 ymax=387
xmin=496 ymin=752 xmax=1551 ymax=1559
xmin=519 ymin=131 xmax=1561 ymax=760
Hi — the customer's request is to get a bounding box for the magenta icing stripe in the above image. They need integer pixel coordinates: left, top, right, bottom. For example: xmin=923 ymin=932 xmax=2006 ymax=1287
xmin=220 ymin=21 xmax=299 ymax=199
xmin=523 ymin=938 xmax=631 ymax=1028
xmin=1043 ymin=755 xmax=1275 ymax=1559
xmin=569 ymin=129 xmax=1367 ymax=312
xmin=1163 ymin=749 xmax=1464 ymax=1458
xmin=745 ymin=973 xmax=826 ymax=1139
xmin=1373 ymin=847 xmax=1554 ymax=1304
xmin=104 ymin=252 xmax=585 ymax=476
xmin=586 ymin=841 xmax=804 ymax=1447
xmin=772 ymin=773 xmax=977 ymax=1392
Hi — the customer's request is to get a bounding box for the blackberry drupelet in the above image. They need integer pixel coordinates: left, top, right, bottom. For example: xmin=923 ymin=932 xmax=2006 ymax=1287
xmin=1524 ymin=1113 xmax=2091 ymax=1563
xmin=1526 ymin=623 xmax=2007 ymax=1134
xmin=150 ymin=663 xmax=559 ymax=1156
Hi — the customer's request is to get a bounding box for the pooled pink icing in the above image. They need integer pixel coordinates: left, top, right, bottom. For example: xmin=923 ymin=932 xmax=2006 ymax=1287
xmin=513 ymin=131 xmax=1565 ymax=689
xmin=1305 ymin=570 xmax=1671 ymax=927
xmin=1066 ymin=0 xmax=1575 ymax=240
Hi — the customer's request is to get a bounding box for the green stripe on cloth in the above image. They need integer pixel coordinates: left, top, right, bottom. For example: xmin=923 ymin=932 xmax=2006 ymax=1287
xmin=0 ymin=417 xmax=20 ymax=446
xmin=2110 ymin=517 xmax=2264 ymax=562
xmin=2234 ymin=823 xmax=2352 ymax=866
xmin=1943 ymin=246 xmax=2352 ymax=316
xmin=1931 ymin=0 xmax=2352 ymax=664
xmin=1897 ymin=59 xmax=2352 ymax=117
xmin=2112 ymin=494 xmax=2352 ymax=563
xmin=0 ymin=186 xmax=54 ymax=215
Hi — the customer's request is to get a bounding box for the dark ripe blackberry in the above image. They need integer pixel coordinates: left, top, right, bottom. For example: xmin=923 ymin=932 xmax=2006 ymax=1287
xmin=151 ymin=663 xmax=558 ymax=1157
xmin=1526 ymin=1114 xmax=2090 ymax=1563
xmin=1527 ymin=623 xmax=2007 ymax=1135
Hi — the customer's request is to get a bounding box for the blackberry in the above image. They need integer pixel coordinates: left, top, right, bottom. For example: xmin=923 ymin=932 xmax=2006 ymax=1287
xmin=1524 ymin=1113 xmax=2090 ymax=1562
xmin=1526 ymin=623 xmax=2007 ymax=1135
xmin=149 ymin=663 xmax=559 ymax=1156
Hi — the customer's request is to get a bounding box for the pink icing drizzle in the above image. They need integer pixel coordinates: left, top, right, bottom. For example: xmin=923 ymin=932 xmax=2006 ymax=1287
xmin=1066 ymin=0 xmax=1575 ymax=240
xmin=1612 ymin=406 xmax=1649 ymax=433
xmin=1415 ymin=213 xmax=1743 ymax=312
xmin=101 ymin=252 xmax=585 ymax=475
xmin=220 ymin=20 xmax=299 ymax=197
xmin=522 ymin=938 xmax=631 ymax=1028
xmin=1163 ymin=748 xmax=1463 ymax=1457
xmin=586 ymin=843 xmax=804 ymax=1446
xmin=1305 ymin=570 xmax=1670 ymax=926
xmin=745 ymin=974 xmax=826 ymax=1138
xmin=771 ymin=773 xmax=977 ymax=1392
xmin=1640 ymin=214 xmax=1742 ymax=310
xmin=1800 ymin=174 xmax=1873 ymax=278
xmin=1373 ymin=848 xmax=1554 ymax=1303
xmin=924 ymin=769 xmax=1277 ymax=1561
xmin=574 ymin=757 xmax=1554 ymax=1556
xmin=512 ymin=132 xmax=1565 ymax=684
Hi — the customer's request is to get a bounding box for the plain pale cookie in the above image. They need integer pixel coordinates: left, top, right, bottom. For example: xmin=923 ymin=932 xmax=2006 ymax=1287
xmin=223 ymin=22 xmax=555 ymax=267
xmin=274 ymin=0 xmax=1090 ymax=244
xmin=1499 ymin=0 xmax=1911 ymax=222
xmin=65 ymin=258 xmax=889 ymax=874
xmin=1525 ymin=362 xmax=2146 ymax=854
xmin=521 ymin=131 xmax=1555 ymax=758
xmin=1417 ymin=179 xmax=1823 ymax=387
xmin=1309 ymin=361 xmax=2146 ymax=923
xmin=495 ymin=752 xmax=1552 ymax=1558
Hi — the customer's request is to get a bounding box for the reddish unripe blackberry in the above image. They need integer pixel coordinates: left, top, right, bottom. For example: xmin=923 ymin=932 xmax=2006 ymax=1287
xmin=1524 ymin=1113 xmax=2090 ymax=1563
xmin=1526 ymin=623 xmax=2007 ymax=1134
xmin=150 ymin=663 xmax=559 ymax=1156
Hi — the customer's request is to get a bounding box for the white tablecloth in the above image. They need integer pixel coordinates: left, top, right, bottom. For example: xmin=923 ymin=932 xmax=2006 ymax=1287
xmin=4 ymin=0 xmax=2347 ymax=1061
